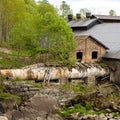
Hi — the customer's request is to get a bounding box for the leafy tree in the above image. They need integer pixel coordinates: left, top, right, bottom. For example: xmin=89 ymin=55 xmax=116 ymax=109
xmin=109 ymin=9 xmax=116 ymax=16
xmin=0 ymin=0 xmax=27 ymax=41
xmin=41 ymin=0 xmax=49 ymax=3
xmin=79 ymin=8 xmax=90 ymax=18
xmin=24 ymin=0 xmax=38 ymax=14
xmin=59 ymin=1 xmax=73 ymax=19
xmin=9 ymin=1 xmax=76 ymax=63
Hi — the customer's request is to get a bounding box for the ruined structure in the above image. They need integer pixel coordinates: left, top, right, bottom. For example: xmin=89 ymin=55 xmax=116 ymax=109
xmin=0 ymin=63 xmax=108 ymax=85
xmin=68 ymin=13 xmax=120 ymax=83
xmin=68 ymin=14 xmax=120 ymax=62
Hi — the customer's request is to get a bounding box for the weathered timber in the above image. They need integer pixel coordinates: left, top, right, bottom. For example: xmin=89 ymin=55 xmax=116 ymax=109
xmin=0 ymin=63 xmax=108 ymax=81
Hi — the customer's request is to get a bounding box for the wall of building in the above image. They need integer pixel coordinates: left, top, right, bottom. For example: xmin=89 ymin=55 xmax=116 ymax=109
xmin=103 ymin=59 xmax=120 ymax=84
xmin=74 ymin=35 xmax=107 ymax=63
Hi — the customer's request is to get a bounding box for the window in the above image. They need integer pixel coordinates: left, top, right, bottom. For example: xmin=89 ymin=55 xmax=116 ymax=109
xmin=92 ymin=51 xmax=98 ymax=59
xmin=76 ymin=52 xmax=83 ymax=60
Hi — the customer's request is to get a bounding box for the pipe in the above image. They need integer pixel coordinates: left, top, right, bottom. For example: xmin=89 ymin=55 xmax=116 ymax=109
xmin=0 ymin=63 xmax=108 ymax=81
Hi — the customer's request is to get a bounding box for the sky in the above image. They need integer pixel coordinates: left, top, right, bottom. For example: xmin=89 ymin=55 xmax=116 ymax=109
xmin=36 ymin=0 xmax=120 ymax=15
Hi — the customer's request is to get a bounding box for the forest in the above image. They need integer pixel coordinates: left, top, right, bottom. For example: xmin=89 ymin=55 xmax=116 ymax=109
xmin=0 ymin=0 xmax=76 ymax=65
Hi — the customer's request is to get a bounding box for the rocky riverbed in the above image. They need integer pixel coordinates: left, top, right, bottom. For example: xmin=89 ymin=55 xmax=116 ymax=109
xmin=0 ymin=81 xmax=120 ymax=120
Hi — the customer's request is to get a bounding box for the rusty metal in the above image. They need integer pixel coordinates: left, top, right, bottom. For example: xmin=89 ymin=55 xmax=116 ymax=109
xmin=0 ymin=63 xmax=108 ymax=81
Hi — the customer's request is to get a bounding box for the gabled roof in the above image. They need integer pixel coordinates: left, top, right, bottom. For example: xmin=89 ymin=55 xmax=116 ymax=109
xmin=91 ymin=15 xmax=120 ymax=22
xmin=74 ymin=23 xmax=120 ymax=52
xmin=69 ymin=15 xmax=120 ymax=59
xmin=68 ymin=18 xmax=101 ymax=30
xmin=103 ymin=50 xmax=120 ymax=60
xmin=92 ymin=15 xmax=120 ymax=20
xmin=89 ymin=35 xmax=109 ymax=49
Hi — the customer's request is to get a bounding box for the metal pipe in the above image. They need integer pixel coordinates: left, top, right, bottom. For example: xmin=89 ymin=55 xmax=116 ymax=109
xmin=0 ymin=63 xmax=108 ymax=81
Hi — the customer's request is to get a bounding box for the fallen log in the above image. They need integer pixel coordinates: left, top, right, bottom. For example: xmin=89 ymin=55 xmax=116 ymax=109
xmin=0 ymin=63 xmax=109 ymax=81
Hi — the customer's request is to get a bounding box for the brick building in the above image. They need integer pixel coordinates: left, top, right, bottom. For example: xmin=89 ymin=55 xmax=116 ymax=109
xmin=74 ymin=35 xmax=108 ymax=63
xmin=68 ymin=13 xmax=120 ymax=84
xmin=68 ymin=13 xmax=120 ymax=63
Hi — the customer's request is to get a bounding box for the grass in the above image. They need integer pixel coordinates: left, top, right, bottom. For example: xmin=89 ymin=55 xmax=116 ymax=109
xmin=0 ymin=52 xmax=28 ymax=69
xmin=25 ymin=81 xmax=43 ymax=89
xmin=0 ymin=93 xmax=21 ymax=104
xmin=61 ymin=82 xmax=97 ymax=93
xmin=59 ymin=103 xmax=99 ymax=119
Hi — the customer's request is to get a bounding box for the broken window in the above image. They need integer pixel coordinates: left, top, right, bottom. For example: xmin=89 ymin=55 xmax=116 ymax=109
xmin=92 ymin=51 xmax=98 ymax=59
xmin=76 ymin=52 xmax=83 ymax=60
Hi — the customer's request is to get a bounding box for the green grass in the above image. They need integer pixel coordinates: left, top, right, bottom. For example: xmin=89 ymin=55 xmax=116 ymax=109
xmin=0 ymin=93 xmax=21 ymax=104
xmin=61 ymin=82 xmax=97 ymax=93
xmin=59 ymin=103 xmax=108 ymax=119
xmin=59 ymin=104 xmax=98 ymax=119
xmin=25 ymin=81 xmax=43 ymax=89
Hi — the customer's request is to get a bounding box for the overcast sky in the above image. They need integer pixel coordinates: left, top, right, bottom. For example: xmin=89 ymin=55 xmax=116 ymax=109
xmin=36 ymin=0 xmax=120 ymax=15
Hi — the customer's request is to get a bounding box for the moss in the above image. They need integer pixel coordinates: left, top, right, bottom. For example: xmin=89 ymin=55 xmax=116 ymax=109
xmin=25 ymin=81 xmax=43 ymax=89
xmin=59 ymin=104 xmax=98 ymax=119
xmin=0 ymin=93 xmax=21 ymax=105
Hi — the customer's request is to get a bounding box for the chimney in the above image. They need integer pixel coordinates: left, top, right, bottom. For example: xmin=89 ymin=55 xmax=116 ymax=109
xmin=68 ymin=14 xmax=73 ymax=21
xmin=76 ymin=13 xmax=81 ymax=19
xmin=86 ymin=12 xmax=91 ymax=18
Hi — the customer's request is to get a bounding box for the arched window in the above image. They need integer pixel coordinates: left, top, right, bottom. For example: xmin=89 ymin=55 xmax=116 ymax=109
xmin=92 ymin=51 xmax=98 ymax=59
xmin=76 ymin=52 xmax=83 ymax=60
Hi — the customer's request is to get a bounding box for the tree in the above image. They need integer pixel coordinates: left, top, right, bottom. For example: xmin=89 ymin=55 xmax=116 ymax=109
xmin=9 ymin=1 xmax=76 ymax=63
xmin=0 ymin=0 xmax=27 ymax=41
xmin=109 ymin=9 xmax=116 ymax=16
xmin=24 ymin=0 xmax=38 ymax=14
xmin=79 ymin=8 xmax=90 ymax=18
xmin=59 ymin=1 xmax=73 ymax=19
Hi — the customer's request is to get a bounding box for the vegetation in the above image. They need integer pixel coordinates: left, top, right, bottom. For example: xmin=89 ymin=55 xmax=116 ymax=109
xmin=109 ymin=9 xmax=116 ymax=16
xmin=59 ymin=103 xmax=105 ymax=119
xmin=0 ymin=93 xmax=21 ymax=104
xmin=59 ymin=1 xmax=73 ymax=19
xmin=24 ymin=81 xmax=43 ymax=89
xmin=0 ymin=0 xmax=76 ymax=66
xmin=79 ymin=8 xmax=90 ymax=18
xmin=61 ymin=82 xmax=97 ymax=93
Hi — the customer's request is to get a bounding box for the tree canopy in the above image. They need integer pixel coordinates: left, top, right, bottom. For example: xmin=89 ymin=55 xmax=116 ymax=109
xmin=109 ymin=9 xmax=116 ymax=16
xmin=59 ymin=1 xmax=73 ymax=19
xmin=5 ymin=0 xmax=76 ymax=64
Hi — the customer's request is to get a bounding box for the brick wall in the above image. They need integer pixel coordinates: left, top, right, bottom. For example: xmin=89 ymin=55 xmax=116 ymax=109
xmin=74 ymin=35 xmax=107 ymax=63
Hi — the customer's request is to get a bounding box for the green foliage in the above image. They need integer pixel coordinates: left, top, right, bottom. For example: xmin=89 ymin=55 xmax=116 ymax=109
xmin=79 ymin=8 xmax=90 ymax=18
xmin=8 ymin=1 xmax=76 ymax=64
xmin=0 ymin=85 xmax=5 ymax=93
xmin=59 ymin=1 xmax=73 ymax=19
xmin=59 ymin=104 xmax=97 ymax=119
xmin=61 ymin=82 xmax=92 ymax=93
xmin=109 ymin=9 xmax=116 ymax=16
xmin=0 ymin=52 xmax=30 ymax=69
xmin=25 ymin=81 xmax=43 ymax=89
xmin=0 ymin=0 xmax=27 ymax=41
xmin=0 ymin=93 xmax=21 ymax=104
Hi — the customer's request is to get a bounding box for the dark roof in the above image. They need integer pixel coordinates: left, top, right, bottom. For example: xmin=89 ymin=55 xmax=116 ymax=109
xmin=89 ymin=35 xmax=109 ymax=49
xmin=91 ymin=15 xmax=120 ymax=22
xmin=74 ymin=23 xmax=120 ymax=52
xmin=103 ymin=50 xmax=120 ymax=60
xmin=68 ymin=18 xmax=100 ymax=30
xmin=69 ymin=15 xmax=120 ymax=59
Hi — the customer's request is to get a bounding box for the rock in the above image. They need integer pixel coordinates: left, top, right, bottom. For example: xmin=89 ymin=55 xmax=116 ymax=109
xmin=6 ymin=93 xmax=62 ymax=120
xmin=98 ymin=113 xmax=107 ymax=120
xmin=0 ymin=116 xmax=8 ymax=120
xmin=0 ymin=103 xmax=5 ymax=114
xmin=27 ymin=93 xmax=58 ymax=113
xmin=70 ymin=112 xmax=81 ymax=120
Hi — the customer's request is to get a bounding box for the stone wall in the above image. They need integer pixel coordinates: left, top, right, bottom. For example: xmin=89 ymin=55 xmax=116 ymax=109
xmin=3 ymin=81 xmax=39 ymax=101
xmin=74 ymin=35 xmax=107 ymax=63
